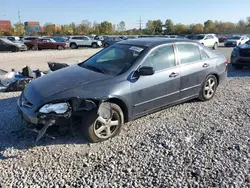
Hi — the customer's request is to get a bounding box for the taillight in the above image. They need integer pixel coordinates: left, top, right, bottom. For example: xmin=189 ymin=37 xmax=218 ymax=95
xmin=224 ymin=59 xmax=228 ymax=65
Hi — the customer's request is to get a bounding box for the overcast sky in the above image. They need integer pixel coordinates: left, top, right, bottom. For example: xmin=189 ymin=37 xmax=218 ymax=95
xmin=1 ymin=0 xmax=250 ymax=29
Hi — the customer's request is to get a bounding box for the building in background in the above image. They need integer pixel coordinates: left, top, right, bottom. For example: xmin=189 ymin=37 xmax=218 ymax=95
xmin=24 ymin=21 xmax=41 ymax=35
xmin=0 ymin=20 xmax=12 ymax=31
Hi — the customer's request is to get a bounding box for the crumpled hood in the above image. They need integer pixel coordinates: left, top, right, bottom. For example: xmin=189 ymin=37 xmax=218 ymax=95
xmin=24 ymin=65 xmax=111 ymax=105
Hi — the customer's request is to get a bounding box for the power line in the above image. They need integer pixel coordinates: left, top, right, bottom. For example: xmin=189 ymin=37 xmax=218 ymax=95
xmin=137 ymin=16 xmax=144 ymax=34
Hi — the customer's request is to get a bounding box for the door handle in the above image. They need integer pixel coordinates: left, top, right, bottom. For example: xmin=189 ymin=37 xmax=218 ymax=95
xmin=169 ymin=72 xmax=179 ymax=78
xmin=203 ymin=63 xmax=209 ymax=68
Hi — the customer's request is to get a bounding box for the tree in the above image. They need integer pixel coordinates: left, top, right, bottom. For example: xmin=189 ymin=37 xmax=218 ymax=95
xmin=174 ymin=24 xmax=187 ymax=34
xmin=164 ymin=19 xmax=174 ymax=34
xmin=43 ymin=23 xmax=55 ymax=35
xmin=76 ymin=20 xmax=92 ymax=35
xmin=99 ymin=21 xmax=113 ymax=34
xmin=204 ymin=20 xmax=215 ymax=33
xmin=145 ymin=20 xmax=163 ymax=34
xmin=92 ymin=21 xmax=100 ymax=34
xmin=14 ymin=22 xmax=25 ymax=36
xmin=62 ymin=24 xmax=74 ymax=35
xmin=117 ymin=21 xmax=126 ymax=32
xmin=190 ymin=24 xmax=203 ymax=34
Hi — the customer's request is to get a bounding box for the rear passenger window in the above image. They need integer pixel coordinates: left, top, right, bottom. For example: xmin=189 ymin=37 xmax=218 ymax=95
xmin=143 ymin=45 xmax=176 ymax=71
xmin=201 ymin=49 xmax=209 ymax=60
xmin=176 ymin=44 xmax=201 ymax=64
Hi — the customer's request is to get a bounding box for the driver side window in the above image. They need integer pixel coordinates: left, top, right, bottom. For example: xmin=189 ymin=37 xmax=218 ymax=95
xmin=142 ymin=45 xmax=176 ymax=71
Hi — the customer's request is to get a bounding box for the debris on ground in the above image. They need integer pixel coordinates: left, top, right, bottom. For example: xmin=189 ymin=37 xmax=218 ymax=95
xmin=0 ymin=62 xmax=69 ymax=92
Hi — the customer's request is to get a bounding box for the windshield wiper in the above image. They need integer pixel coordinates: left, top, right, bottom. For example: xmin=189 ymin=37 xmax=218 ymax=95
xmin=84 ymin=64 xmax=106 ymax=74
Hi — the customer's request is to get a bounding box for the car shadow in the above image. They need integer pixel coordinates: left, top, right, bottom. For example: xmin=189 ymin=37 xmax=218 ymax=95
xmin=0 ymin=96 xmax=89 ymax=156
xmin=227 ymin=63 xmax=250 ymax=77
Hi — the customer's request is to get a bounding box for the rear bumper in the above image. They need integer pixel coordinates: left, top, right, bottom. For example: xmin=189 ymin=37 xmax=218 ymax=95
xmin=219 ymin=66 xmax=228 ymax=84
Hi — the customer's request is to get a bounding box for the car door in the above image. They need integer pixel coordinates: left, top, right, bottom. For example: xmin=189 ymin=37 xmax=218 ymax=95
xmin=130 ymin=44 xmax=181 ymax=117
xmin=176 ymin=43 xmax=213 ymax=99
xmin=204 ymin=35 xmax=213 ymax=47
xmin=0 ymin=40 xmax=6 ymax=51
xmin=82 ymin=37 xmax=91 ymax=46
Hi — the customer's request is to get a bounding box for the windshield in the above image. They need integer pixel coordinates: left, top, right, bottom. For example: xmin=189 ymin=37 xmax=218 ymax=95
xmin=80 ymin=44 xmax=146 ymax=75
xmin=1 ymin=38 xmax=13 ymax=44
xmin=229 ymin=36 xmax=241 ymax=40
xmin=190 ymin=35 xmax=205 ymax=40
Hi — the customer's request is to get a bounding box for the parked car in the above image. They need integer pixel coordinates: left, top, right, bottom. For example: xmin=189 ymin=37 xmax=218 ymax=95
xmin=231 ymin=40 xmax=250 ymax=69
xmin=189 ymin=34 xmax=219 ymax=49
xmin=17 ymin=38 xmax=227 ymax=143
xmin=217 ymin=34 xmax=228 ymax=43
xmin=102 ymin=37 xmax=123 ymax=47
xmin=25 ymin=38 xmax=67 ymax=51
xmin=0 ymin=38 xmax=27 ymax=52
xmin=224 ymin=35 xmax=249 ymax=47
xmin=68 ymin=36 xmax=102 ymax=49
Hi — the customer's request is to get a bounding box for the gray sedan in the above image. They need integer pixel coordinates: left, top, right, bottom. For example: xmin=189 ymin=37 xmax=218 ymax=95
xmin=17 ymin=38 xmax=228 ymax=143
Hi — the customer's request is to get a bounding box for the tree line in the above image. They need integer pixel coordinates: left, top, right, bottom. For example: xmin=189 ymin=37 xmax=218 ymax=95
xmin=1 ymin=17 xmax=250 ymax=36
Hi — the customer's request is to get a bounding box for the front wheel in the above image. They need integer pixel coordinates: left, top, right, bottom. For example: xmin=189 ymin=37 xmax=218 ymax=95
xmin=31 ymin=45 xmax=38 ymax=51
xmin=198 ymin=75 xmax=218 ymax=101
xmin=213 ymin=42 xmax=218 ymax=50
xmin=82 ymin=103 xmax=124 ymax=143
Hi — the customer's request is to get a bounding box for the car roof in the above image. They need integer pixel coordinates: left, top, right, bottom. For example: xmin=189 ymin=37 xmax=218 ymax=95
xmin=117 ymin=38 xmax=195 ymax=48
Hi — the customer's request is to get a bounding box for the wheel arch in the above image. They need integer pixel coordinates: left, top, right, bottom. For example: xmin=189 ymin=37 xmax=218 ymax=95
xmin=108 ymin=98 xmax=129 ymax=123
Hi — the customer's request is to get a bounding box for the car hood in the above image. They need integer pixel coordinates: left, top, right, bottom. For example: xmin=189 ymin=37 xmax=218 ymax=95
xmin=24 ymin=65 xmax=111 ymax=105
xmin=238 ymin=43 xmax=250 ymax=49
xmin=225 ymin=39 xmax=240 ymax=42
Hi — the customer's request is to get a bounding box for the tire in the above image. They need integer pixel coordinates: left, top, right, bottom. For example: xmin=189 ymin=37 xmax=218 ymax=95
xmin=232 ymin=64 xmax=243 ymax=69
xmin=11 ymin=47 xmax=18 ymax=52
xmin=104 ymin=43 xmax=109 ymax=48
xmin=213 ymin=42 xmax=218 ymax=50
xmin=198 ymin=75 xmax=218 ymax=101
xmin=70 ymin=43 xmax=78 ymax=49
xmin=82 ymin=103 xmax=124 ymax=143
xmin=31 ymin=45 xmax=38 ymax=51
xmin=91 ymin=43 xmax=98 ymax=48
xmin=57 ymin=45 xmax=64 ymax=50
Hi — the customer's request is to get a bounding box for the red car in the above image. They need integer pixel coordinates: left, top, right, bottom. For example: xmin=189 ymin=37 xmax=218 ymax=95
xmin=24 ymin=38 xmax=68 ymax=51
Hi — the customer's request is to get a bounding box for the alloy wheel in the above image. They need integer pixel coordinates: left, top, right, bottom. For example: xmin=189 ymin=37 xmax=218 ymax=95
xmin=93 ymin=111 xmax=119 ymax=139
xmin=203 ymin=77 xmax=216 ymax=99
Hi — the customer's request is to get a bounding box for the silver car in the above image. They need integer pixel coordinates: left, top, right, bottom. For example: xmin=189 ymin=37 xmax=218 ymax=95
xmin=18 ymin=38 xmax=228 ymax=143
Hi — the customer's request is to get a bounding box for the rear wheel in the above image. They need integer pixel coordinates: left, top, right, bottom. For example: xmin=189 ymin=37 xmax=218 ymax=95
xmin=91 ymin=43 xmax=98 ymax=48
xmin=213 ymin=42 xmax=218 ymax=50
xmin=57 ymin=45 xmax=64 ymax=50
xmin=70 ymin=43 xmax=78 ymax=49
xmin=11 ymin=47 xmax=18 ymax=52
xmin=31 ymin=45 xmax=38 ymax=51
xmin=198 ymin=75 xmax=218 ymax=101
xmin=82 ymin=103 xmax=124 ymax=143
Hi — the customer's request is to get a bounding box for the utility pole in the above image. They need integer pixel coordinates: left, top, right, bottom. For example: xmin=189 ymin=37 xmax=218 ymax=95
xmin=18 ymin=10 xmax=21 ymax=23
xmin=137 ymin=16 xmax=143 ymax=35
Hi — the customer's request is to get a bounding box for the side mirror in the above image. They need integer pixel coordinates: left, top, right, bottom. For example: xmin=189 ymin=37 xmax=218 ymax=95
xmin=138 ymin=66 xmax=155 ymax=76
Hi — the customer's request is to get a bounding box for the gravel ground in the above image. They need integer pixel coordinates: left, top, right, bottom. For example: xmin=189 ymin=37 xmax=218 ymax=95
xmin=0 ymin=47 xmax=250 ymax=187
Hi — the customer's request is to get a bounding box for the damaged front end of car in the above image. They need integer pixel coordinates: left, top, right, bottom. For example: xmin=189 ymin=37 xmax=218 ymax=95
xmin=31 ymin=97 xmax=112 ymax=143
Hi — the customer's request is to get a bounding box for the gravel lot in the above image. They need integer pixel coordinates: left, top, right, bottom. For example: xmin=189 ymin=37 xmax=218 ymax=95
xmin=0 ymin=46 xmax=250 ymax=187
